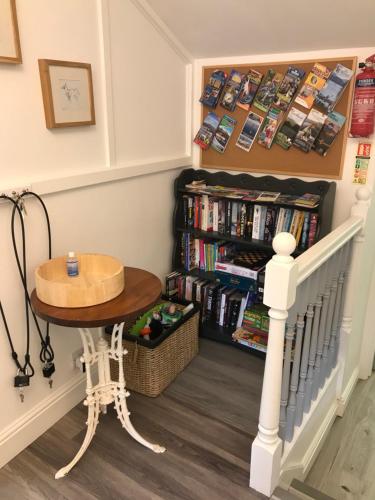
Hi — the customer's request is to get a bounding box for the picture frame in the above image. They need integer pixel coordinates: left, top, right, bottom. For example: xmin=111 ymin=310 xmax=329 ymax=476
xmin=38 ymin=59 xmax=96 ymax=129
xmin=0 ymin=0 xmax=22 ymax=64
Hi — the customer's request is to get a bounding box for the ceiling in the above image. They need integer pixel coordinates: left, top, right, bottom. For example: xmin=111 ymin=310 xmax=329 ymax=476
xmin=146 ymin=0 xmax=375 ymax=59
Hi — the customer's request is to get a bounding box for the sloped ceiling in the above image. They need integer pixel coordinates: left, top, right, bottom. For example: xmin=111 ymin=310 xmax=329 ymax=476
xmin=146 ymin=0 xmax=375 ymax=59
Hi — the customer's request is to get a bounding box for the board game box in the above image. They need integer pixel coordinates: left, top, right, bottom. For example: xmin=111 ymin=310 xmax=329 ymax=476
xmin=231 ymin=249 xmax=271 ymax=274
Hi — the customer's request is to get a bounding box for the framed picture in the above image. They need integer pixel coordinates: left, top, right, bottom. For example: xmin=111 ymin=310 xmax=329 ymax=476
xmin=38 ymin=59 xmax=96 ymax=129
xmin=0 ymin=0 xmax=22 ymax=64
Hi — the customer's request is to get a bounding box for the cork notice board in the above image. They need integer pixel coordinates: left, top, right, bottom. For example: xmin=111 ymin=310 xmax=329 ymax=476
xmin=200 ymin=57 xmax=357 ymax=179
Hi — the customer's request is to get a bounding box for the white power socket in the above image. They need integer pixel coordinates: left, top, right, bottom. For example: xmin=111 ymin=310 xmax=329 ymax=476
xmin=72 ymin=348 xmax=84 ymax=371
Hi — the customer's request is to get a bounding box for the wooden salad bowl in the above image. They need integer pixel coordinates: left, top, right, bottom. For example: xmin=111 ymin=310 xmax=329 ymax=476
xmin=35 ymin=253 xmax=125 ymax=308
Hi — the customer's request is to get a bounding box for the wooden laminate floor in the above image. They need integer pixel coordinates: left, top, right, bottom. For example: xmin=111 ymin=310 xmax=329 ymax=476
xmin=306 ymin=373 xmax=375 ymax=500
xmin=0 ymin=339 xmax=266 ymax=500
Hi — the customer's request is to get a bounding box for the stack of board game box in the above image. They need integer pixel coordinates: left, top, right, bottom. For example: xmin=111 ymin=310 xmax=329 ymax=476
xmin=165 ymin=248 xmax=271 ymax=337
xmin=232 ymin=304 xmax=270 ymax=353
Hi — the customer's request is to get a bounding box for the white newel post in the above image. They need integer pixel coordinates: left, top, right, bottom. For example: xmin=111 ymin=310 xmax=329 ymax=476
xmin=250 ymin=233 xmax=298 ymax=497
xmin=337 ymin=187 xmax=371 ymax=412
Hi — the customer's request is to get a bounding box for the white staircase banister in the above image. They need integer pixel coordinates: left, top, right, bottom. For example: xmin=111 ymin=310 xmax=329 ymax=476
xmin=250 ymin=232 xmax=298 ymax=496
xmin=250 ymin=187 xmax=371 ymax=497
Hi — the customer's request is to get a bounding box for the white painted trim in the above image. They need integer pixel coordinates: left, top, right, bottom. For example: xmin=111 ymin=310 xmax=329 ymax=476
xmin=192 ymin=59 xmax=203 ymax=168
xmin=0 ymin=373 xmax=86 ymax=469
xmin=296 ymin=216 xmax=362 ymax=285
xmin=30 ymin=156 xmax=191 ymax=196
xmin=129 ymin=0 xmax=193 ymax=64
xmin=359 ymin=264 xmax=375 ymax=380
xmin=280 ymin=366 xmax=340 ymax=484
xmin=337 ymin=367 xmax=358 ymax=417
xmin=280 ymin=402 xmax=337 ymax=487
xmin=185 ymin=63 xmax=193 ymax=157
xmin=196 ymin=47 xmax=370 ymax=68
xmin=96 ymin=0 xmax=116 ymax=167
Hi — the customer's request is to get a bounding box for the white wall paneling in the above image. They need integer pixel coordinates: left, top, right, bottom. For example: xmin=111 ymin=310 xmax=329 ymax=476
xmin=0 ymin=0 xmax=190 ymax=466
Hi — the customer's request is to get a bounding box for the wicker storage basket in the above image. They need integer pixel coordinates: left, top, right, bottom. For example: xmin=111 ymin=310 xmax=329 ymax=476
xmin=109 ymin=303 xmax=199 ymax=397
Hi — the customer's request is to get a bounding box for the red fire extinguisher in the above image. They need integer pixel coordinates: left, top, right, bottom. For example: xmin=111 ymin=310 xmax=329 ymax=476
xmin=350 ymin=54 xmax=375 ymax=138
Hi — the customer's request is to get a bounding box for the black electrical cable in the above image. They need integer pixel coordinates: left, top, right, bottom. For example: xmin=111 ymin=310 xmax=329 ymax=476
xmin=0 ymin=302 xmax=23 ymax=372
xmin=11 ymin=192 xmax=54 ymax=365
xmin=0 ymin=194 xmax=35 ymax=377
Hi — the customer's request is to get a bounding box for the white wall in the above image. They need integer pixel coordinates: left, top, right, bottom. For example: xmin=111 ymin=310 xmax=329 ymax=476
xmin=0 ymin=0 xmax=189 ymax=467
xmin=147 ymin=0 xmax=375 ymax=59
xmin=108 ymin=0 xmax=188 ymax=165
xmin=1 ymin=0 xmax=106 ymax=186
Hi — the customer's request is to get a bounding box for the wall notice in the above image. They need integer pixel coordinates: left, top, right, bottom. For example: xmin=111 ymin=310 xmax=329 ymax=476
xmin=353 ymin=142 xmax=372 ymax=184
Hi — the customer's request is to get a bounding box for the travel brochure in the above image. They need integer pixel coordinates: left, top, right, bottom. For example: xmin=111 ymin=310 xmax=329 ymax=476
xmin=313 ymin=111 xmax=346 ymax=156
xmin=257 ymin=106 xmax=284 ymax=149
xmin=194 ymin=111 xmax=221 ymax=150
xmin=275 ymin=107 xmax=307 ymax=150
xmin=253 ymin=69 xmax=283 ymax=113
xmin=236 ymin=111 xmax=263 ymax=152
xmin=195 ymin=60 xmax=353 ymax=157
xmin=293 ymin=108 xmax=327 ymax=152
xmin=294 ymin=63 xmax=331 ymax=109
xmin=220 ymin=70 xmax=245 ymax=112
xmin=200 ymin=69 xmax=228 ymax=108
xmin=274 ymin=66 xmax=305 ymax=111
xmin=315 ymin=63 xmax=354 ymax=112
xmin=211 ymin=115 xmax=237 ymax=153
xmin=237 ymin=69 xmax=263 ymax=111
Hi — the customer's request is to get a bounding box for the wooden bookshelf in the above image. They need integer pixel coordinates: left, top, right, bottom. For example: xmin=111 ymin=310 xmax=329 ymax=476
xmin=171 ymin=168 xmax=336 ymax=353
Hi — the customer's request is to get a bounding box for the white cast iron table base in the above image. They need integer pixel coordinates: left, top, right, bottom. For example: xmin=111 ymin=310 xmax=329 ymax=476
xmin=55 ymin=323 xmax=166 ymax=479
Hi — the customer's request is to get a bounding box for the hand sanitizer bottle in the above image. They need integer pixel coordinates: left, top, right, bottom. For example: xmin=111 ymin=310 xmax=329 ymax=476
xmin=67 ymin=251 xmax=79 ymax=277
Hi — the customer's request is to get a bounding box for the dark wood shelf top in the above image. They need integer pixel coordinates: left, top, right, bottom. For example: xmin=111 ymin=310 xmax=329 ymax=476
xmin=176 ymin=268 xmax=219 ymax=282
xmin=31 ymin=267 xmax=162 ymax=328
xmin=178 ymin=188 xmax=319 ymax=211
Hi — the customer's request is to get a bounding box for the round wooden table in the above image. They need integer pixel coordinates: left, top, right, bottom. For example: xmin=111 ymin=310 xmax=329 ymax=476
xmin=31 ymin=267 xmax=166 ymax=479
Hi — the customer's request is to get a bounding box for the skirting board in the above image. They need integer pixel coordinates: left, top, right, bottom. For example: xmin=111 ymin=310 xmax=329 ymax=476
xmin=0 ymin=373 xmax=86 ymax=469
xmin=336 ymin=367 xmax=359 ymax=417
